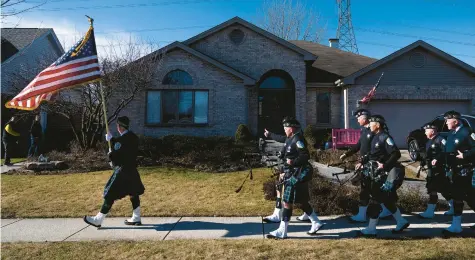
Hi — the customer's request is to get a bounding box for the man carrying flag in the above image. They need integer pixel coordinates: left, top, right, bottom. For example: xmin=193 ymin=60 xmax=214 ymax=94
xmin=5 ymin=17 xmax=146 ymax=228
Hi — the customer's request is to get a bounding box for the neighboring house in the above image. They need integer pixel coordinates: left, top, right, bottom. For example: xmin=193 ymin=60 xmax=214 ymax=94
xmin=1 ymin=28 xmax=65 ymax=137
xmin=338 ymin=40 xmax=475 ymax=147
xmin=118 ymin=17 xmax=475 ymax=148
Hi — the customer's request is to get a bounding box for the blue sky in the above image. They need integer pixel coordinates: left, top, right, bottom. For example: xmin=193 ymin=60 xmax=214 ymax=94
xmin=3 ymin=0 xmax=475 ymax=66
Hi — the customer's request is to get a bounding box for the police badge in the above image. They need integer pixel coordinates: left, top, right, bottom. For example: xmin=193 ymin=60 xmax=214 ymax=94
xmin=441 ymin=139 xmax=446 ymax=145
xmin=471 ymin=133 xmax=475 ymax=140
xmin=386 ymin=138 xmax=395 ymax=146
xmin=296 ymin=141 xmax=305 ymax=149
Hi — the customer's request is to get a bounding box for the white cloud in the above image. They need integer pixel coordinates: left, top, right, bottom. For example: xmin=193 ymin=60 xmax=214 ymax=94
xmin=3 ymin=16 xmax=159 ymax=60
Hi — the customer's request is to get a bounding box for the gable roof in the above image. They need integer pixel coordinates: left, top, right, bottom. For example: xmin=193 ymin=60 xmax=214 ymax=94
xmin=183 ymin=17 xmax=316 ymax=61
xmin=290 ymin=40 xmax=377 ymax=78
xmin=340 ymin=40 xmax=475 ymax=85
xmin=1 ymin=28 xmax=52 ymax=50
xmin=1 ymin=37 xmax=19 ymax=62
xmin=148 ymin=41 xmax=256 ymax=85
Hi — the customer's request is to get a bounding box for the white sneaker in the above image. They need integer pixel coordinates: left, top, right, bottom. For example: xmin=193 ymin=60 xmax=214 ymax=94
xmin=392 ymin=208 xmax=410 ymax=233
xmin=263 ymin=208 xmax=281 ymax=223
xmin=358 ymin=218 xmax=378 ymax=237
xmin=124 ymin=206 xmax=142 ymax=225
xmin=379 ymin=204 xmax=392 ymax=219
xmin=267 ymin=221 xmax=288 ymax=239
xmin=418 ymin=204 xmax=436 ymax=219
xmin=349 ymin=206 xmax=367 ymax=223
xmin=307 ymin=211 xmax=324 ymax=235
xmin=83 ymin=212 xmax=106 ymax=228
xmin=296 ymin=212 xmax=310 ymax=222
xmin=444 ymin=200 xmax=454 ymax=216
xmin=443 ymin=216 xmax=462 ymax=235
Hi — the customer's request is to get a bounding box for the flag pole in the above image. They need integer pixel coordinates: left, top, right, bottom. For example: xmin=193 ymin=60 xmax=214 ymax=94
xmin=99 ymin=80 xmax=111 ymax=151
xmin=87 ymin=15 xmax=111 ymax=151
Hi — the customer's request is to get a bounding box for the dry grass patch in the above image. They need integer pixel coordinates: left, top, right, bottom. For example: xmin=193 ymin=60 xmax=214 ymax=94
xmin=2 ymin=239 xmax=475 ymax=260
xmin=1 ymin=167 xmax=275 ymax=218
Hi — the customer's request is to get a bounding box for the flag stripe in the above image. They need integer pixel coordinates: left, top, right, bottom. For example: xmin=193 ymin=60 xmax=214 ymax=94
xmin=16 ymin=71 xmax=101 ymax=100
xmin=39 ymin=57 xmax=99 ymax=77
xmin=41 ymin=55 xmax=98 ymax=73
xmin=36 ymin=67 xmax=100 ymax=86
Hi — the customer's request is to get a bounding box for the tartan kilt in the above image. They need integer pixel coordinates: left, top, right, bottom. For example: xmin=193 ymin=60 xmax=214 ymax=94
xmin=281 ymin=164 xmax=313 ymax=203
xmin=103 ymin=166 xmax=145 ymax=201
xmin=282 ymin=182 xmax=310 ymax=203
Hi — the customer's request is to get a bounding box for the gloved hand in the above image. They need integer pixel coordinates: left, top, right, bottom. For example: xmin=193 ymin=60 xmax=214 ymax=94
xmin=105 ymin=132 xmax=112 ymax=142
xmin=381 ymin=180 xmax=393 ymax=192
xmin=339 ymin=153 xmax=347 ymax=160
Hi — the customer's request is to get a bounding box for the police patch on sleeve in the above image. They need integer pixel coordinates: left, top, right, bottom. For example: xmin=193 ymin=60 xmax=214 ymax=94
xmin=296 ymin=141 xmax=305 ymax=149
xmin=441 ymin=139 xmax=446 ymax=145
xmin=114 ymin=142 xmax=122 ymax=150
xmin=471 ymin=133 xmax=475 ymax=140
xmin=386 ymin=138 xmax=395 ymax=146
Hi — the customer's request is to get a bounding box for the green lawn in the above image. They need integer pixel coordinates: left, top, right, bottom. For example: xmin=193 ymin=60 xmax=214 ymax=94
xmin=1 ymin=167 xmax=279 ymax=218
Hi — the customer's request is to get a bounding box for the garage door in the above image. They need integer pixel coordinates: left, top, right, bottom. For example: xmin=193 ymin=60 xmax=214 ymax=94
xmin=368 ymin=100 xmax=470 ymax=148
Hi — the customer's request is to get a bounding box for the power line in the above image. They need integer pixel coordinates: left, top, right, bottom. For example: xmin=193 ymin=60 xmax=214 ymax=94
xmin=30 ymin=0 xmax=257 ymax=12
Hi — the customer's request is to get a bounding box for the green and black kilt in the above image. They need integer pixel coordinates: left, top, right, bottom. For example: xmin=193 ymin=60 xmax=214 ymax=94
xmin=282 ymin=165 xmax=313 ymax=203
xmin=426 ymin=168 xmax=451 ymax=194
xmin=103 ymin=166 xmax=145 ymax=201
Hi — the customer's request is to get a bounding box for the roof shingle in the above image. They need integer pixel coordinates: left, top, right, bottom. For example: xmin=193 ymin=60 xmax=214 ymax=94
xmin=1 ymin=28 xmax=51 ymax=50
xmin=290 ymin=40 xmax=377 ymax=77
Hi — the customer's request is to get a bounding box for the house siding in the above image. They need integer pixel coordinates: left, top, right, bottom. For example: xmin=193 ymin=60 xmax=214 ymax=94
xmin=189 ymin=24 xmax=307 ymax=132
xmin=119 ymin=49 xmax=248 ymax=138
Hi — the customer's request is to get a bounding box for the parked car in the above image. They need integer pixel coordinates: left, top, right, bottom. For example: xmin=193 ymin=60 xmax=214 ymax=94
xmin=406 ymin=114 xmax=475 ymax=161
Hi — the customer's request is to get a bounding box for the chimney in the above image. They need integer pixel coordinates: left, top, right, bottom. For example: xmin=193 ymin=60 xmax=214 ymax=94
xmin=329 ymin=38 xmax=339 ymax=49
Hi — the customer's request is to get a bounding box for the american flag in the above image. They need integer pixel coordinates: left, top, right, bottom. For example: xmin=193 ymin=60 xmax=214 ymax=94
xmin=359 ymin=72 xmax=384 ymax=104
xmin=5 ymin=25 xmax=101 ymax=111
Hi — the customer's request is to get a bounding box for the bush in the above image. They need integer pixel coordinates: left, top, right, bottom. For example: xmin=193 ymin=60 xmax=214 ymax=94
xmin=137 ymin=134 xmax=263 ymax=172
xmin=235 ymin=124 xmax=253 ymax=143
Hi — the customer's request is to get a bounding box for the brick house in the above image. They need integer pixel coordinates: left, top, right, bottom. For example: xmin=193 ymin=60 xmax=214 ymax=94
xmin=119 ymin=17 xmax=475 ymax=148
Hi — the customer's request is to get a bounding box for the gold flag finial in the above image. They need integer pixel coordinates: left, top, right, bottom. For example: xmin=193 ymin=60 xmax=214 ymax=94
xmin=71 ymin=16 xmax=94 ymax=57
xmin=85 ymin=15 xmax=94 ymax=26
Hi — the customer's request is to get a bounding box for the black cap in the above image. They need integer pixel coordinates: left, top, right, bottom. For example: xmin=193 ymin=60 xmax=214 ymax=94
xmin=423 ymin=124 xmax=437 ymax=130
xmin=443 ymin=110 xmax=461 ymax=119
xmin=353 ymin=109 xmax=371 ymax=118
xmin=368 ymin=114 xmax=385 ymax=124
xmin=117 ymin=116 xmax=130 ymax=129
xmin=282 ymin=116 xmax=301 ymax=128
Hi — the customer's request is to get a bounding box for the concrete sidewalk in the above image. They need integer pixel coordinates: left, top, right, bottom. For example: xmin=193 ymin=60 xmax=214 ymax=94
xmin=2 ymin=211 xmax=474 ymax=242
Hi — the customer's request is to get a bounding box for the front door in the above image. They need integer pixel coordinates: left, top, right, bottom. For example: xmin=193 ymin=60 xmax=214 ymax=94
xmin=258 ymin=89 xmax=295 ymax=136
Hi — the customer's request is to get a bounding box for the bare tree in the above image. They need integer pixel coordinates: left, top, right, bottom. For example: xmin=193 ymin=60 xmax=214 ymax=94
xmin=1 ymin=0 xmax=47 ymax=18
xmin=259 ymin=0 xmax=326 ymax=43
xmin=45 ymin=39 xmax=164 ymax=150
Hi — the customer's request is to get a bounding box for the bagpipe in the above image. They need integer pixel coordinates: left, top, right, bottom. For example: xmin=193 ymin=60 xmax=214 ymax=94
xmin=234 ymin=152 xmax=261 ymax=193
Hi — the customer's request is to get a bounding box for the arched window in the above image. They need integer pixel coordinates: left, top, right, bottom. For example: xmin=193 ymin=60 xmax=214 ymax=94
xmin=162 ymin=69 xmax=193 ymax=85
